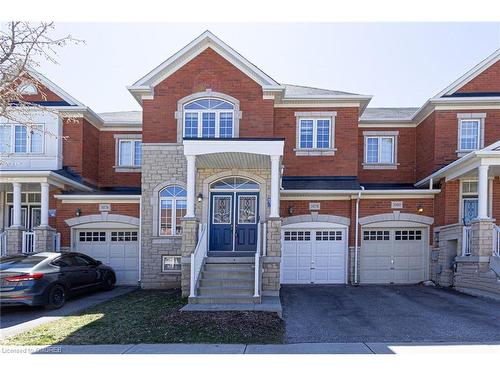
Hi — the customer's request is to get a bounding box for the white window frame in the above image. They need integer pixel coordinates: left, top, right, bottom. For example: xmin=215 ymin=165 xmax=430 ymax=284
xmin=459 ymin=178 xmax=492 ymax=223
xmin=456 ymin=113 xmax=486 ymax=156
xmin=0 ymin=124 xmax=44 ymax=154
xmin=294 ymin=112 xmax=337 ymax=156
xmin=161 ymin=255 xmax=181 ymax=272
xmin=159 ymin=188 xmax=187 ymax=237
xmin=114 ymin=134 xmax=142 ymax=172
xmin=183 ymin=99 xmax=235 ymax=139
xmin=363 ymin=131 xmax=398 ymax=169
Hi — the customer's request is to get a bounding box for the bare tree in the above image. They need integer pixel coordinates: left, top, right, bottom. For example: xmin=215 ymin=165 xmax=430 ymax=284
xmin=0 ymin=22 xmax=82 ymax=164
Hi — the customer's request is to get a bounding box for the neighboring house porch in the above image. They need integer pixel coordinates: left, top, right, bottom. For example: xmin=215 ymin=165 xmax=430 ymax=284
xmin=418 ymin=141 xmax=500 ymax=296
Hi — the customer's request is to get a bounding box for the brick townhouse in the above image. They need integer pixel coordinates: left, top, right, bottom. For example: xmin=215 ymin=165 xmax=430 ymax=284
xmin=1 ymin=31 xmax=500 ymax=306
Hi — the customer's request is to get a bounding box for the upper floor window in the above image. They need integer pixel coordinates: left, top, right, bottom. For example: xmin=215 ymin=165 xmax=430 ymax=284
xmin=159 ymin=186 xmax=187 ymax=236
xmin=17 ymin=82 xmax=38 ymax=95
xmin=294 ymin=112 xmax=336 ymax=156
xmin=183 ymin=98 xmax=235 ymax=139
xmin=459 ymin=119 xmax=480 ymax=151
xmin=457 ymin=114 xmax=486 ymax=155
xmin=298 ymin=119 xmax=331 ymax=149
xmin=118 ymin=139 xmax=141 ymax=167
xmin=0 ymin=124 xmax=44 ymax=154
xmin=363 ymin=131 xmax=399 ymax=169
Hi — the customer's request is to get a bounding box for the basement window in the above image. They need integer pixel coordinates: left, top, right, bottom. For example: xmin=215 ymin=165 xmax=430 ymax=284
xmin=162 ymin=256 xmax=181 ymax=272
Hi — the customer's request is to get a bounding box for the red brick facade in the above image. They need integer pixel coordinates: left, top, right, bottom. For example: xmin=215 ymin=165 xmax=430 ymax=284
xmin=457 ymin=60 xmax=500 ymax=94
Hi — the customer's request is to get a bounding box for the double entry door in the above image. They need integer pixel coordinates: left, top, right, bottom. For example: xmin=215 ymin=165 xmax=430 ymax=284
xmin=209 ymin=192 xmax=259 ymax=253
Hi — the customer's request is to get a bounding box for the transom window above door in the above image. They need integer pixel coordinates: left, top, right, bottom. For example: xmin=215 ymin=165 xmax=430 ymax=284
xmin=210 ymin=177 xmax=259 ymax=191
xmin=183 ymin=98 xmax=235 ymax=138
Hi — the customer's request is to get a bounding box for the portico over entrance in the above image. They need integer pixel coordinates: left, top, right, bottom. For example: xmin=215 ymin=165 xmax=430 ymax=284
xmin=417 ymin=140 xmax=500 ymax=223
xmin=183 ymin=138 xmax=284 ymax=255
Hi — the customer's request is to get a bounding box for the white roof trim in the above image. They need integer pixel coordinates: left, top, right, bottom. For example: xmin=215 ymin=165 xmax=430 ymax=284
xmin=130 ymin=31 xmax=281 ymax=95
xmin=433 ymin=49 xmax=500 ymax=98
xmin=27 ymin=68 xmax=85 ymax=107
xmin=54 ymin=194 xmax=141 ymax=201
xmin=416 ymin=140 xmax=500 ymax=187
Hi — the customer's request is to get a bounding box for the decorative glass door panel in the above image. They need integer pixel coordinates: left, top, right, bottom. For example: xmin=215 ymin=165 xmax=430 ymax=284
xmin=234 ymin=193 xmax=259 ymax=252
xmin=209 ymin=194 xmax=233 ymax=251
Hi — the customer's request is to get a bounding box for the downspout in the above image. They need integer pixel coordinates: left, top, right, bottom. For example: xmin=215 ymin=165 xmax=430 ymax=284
xmin=138 ymin=196 xmax=142 ymax=286
xmin=354 ymin=186 xmax=364 ymax=285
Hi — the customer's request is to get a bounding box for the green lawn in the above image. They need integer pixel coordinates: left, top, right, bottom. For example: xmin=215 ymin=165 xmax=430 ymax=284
xmin=2 ymin=290 xmax=284 ymax=346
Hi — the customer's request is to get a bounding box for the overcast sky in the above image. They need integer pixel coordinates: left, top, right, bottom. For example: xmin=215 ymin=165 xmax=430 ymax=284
xmin=36 ymin=23 xmax=500 ymax=113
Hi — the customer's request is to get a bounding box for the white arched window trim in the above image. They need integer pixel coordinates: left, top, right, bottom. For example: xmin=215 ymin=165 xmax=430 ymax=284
xmin=175 ymin=90 xmax=242 ymax=143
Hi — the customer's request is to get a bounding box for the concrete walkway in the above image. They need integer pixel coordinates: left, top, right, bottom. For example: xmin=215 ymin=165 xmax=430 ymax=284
xmin=1 ymin=342 xmax=500 ymax=354
xmin=0 ymin=287 xmax=136 ymax=340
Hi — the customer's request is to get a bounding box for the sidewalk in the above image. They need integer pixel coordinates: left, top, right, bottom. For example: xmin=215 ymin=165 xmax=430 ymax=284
xmin=2 ymin=342 xmax=500 ymax=354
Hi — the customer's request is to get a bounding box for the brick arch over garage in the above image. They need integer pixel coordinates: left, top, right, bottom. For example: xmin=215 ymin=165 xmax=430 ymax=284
xmin=358 ymin=212 xmax=434 ymax=226
xmin=282 ymin=214 xmax=350 ymax=227
xmin=65 ymin=213 xmax=140 ymax=227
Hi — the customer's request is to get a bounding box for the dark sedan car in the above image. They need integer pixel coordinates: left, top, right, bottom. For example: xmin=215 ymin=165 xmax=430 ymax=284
xmin=0 ymin=252 xmax=116 ymax=309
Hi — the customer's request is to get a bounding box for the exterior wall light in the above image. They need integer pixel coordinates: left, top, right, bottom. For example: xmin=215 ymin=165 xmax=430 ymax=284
xmin=76 ymin=208 xmax=82 ymax=217
xmin=288 ymin=206 xmax=294 ymax=215
xmin=417 ymin=204 xmax=424 ymax=213
xmin=197 ymin=193 xmax=203 ymax=203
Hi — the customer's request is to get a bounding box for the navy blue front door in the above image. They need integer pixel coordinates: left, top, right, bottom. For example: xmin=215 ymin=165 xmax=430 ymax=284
xmin=209 ymin=193 xmax=234 ymax=251
xmin=234 ymin=193 xmax=259 ymax=252
xmin=209 ymin=192 xmax=259 ymax=252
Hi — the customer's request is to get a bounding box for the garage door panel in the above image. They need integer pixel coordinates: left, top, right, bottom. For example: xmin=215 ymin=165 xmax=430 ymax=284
xmin=360 ymin=227 xmax=427 ymax=284
xmin=76 ymin=229 xmax=139 ymax=286
xmin=281 ymin=228 xmax=346 ymax=284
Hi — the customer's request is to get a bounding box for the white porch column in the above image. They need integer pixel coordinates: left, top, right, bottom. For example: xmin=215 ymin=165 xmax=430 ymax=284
xmin=186 ymin=155 xmax=196 ymax=218
xmin=270 ymin=155 xmax=281 ymax=218
xmin=40 ymin=182 xmax=50 ymax=227
xmin=12 ymin=182 xmax=22 ymax=228
xmin=477 ymin=164 xmax=489 ymax=219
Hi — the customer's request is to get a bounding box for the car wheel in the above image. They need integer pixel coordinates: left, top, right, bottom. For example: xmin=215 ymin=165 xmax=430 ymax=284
xmin=102 ymin=273 xmax=116 ymax=291
xmin=46 ymin=284 xmax=66 ymax=310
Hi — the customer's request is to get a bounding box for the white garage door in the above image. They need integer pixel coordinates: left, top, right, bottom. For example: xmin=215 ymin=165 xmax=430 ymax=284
xmin=281 ymin=228 xmax=347 ymax=284
xmin=360 ymin=228 xmax=427 ymax=284
xmin=76 ymin=229 xmax=139 ymax=285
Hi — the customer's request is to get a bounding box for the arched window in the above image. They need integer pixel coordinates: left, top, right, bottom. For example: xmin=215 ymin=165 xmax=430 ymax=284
xmin=210 ymin=177 xmax=259 ymax=191
xmin=159 ymin=186 xmax=187 ymax=236
xmin=183 ymin=98 xmax=235 ymax=138
xmin=17 ymin=82 xmax=38 ymax=95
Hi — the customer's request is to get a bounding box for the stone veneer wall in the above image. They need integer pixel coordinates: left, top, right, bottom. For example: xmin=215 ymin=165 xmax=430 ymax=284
xmin=141 ymin=144 xmax=186 ymax=289
xmin=141 ymin=147 xmax=277 ymax=292
xmin=262 ymin=218 xmax=281 ymax=296
xmin=431 ymin=223 xmax=463 ymax=286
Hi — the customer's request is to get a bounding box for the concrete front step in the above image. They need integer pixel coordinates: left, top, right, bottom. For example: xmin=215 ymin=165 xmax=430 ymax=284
xmin=201 ymin=270 xmax=254 ymax=279
xmin=200 ymin=278 xmax=254 ymax=287
xmin=198 ymin=286 xmax=254 ymax=296
xmin=204 ymin=263 xmax=254 ymax=271
xmin=189 ymin=295 xmax=259 ymax=304
xmin=206 ymin=256 xmax=255 ymax=264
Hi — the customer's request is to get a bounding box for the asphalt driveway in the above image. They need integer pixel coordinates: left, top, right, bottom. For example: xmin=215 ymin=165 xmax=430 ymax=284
xmin=281 ymin=285 xmax=500 ymax=343
xmin=0 ymin=286 xmax=136 ymax=339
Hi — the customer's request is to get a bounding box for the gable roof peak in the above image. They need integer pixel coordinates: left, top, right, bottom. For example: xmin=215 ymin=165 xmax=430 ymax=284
xmin=433 ymin=48 xmax=500 ymax=98
xmin=128 ymin=30 xmax=281 ymax=103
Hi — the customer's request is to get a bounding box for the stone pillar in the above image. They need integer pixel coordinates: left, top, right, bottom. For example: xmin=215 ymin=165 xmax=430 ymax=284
xmin=262 ymin=218 xmax=281 ymax=296
xmin=270 ymin=155 xmax=280 ymax=218
xmin=34 ymin=227 xmax=57 ymax=252
xmin=470 ymin=219 xmax=495 ymax=258
xmin=180 ymin=218 xmax=199 ymax=297
xmin=6 ymin=228 xmax=23 ymax=255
